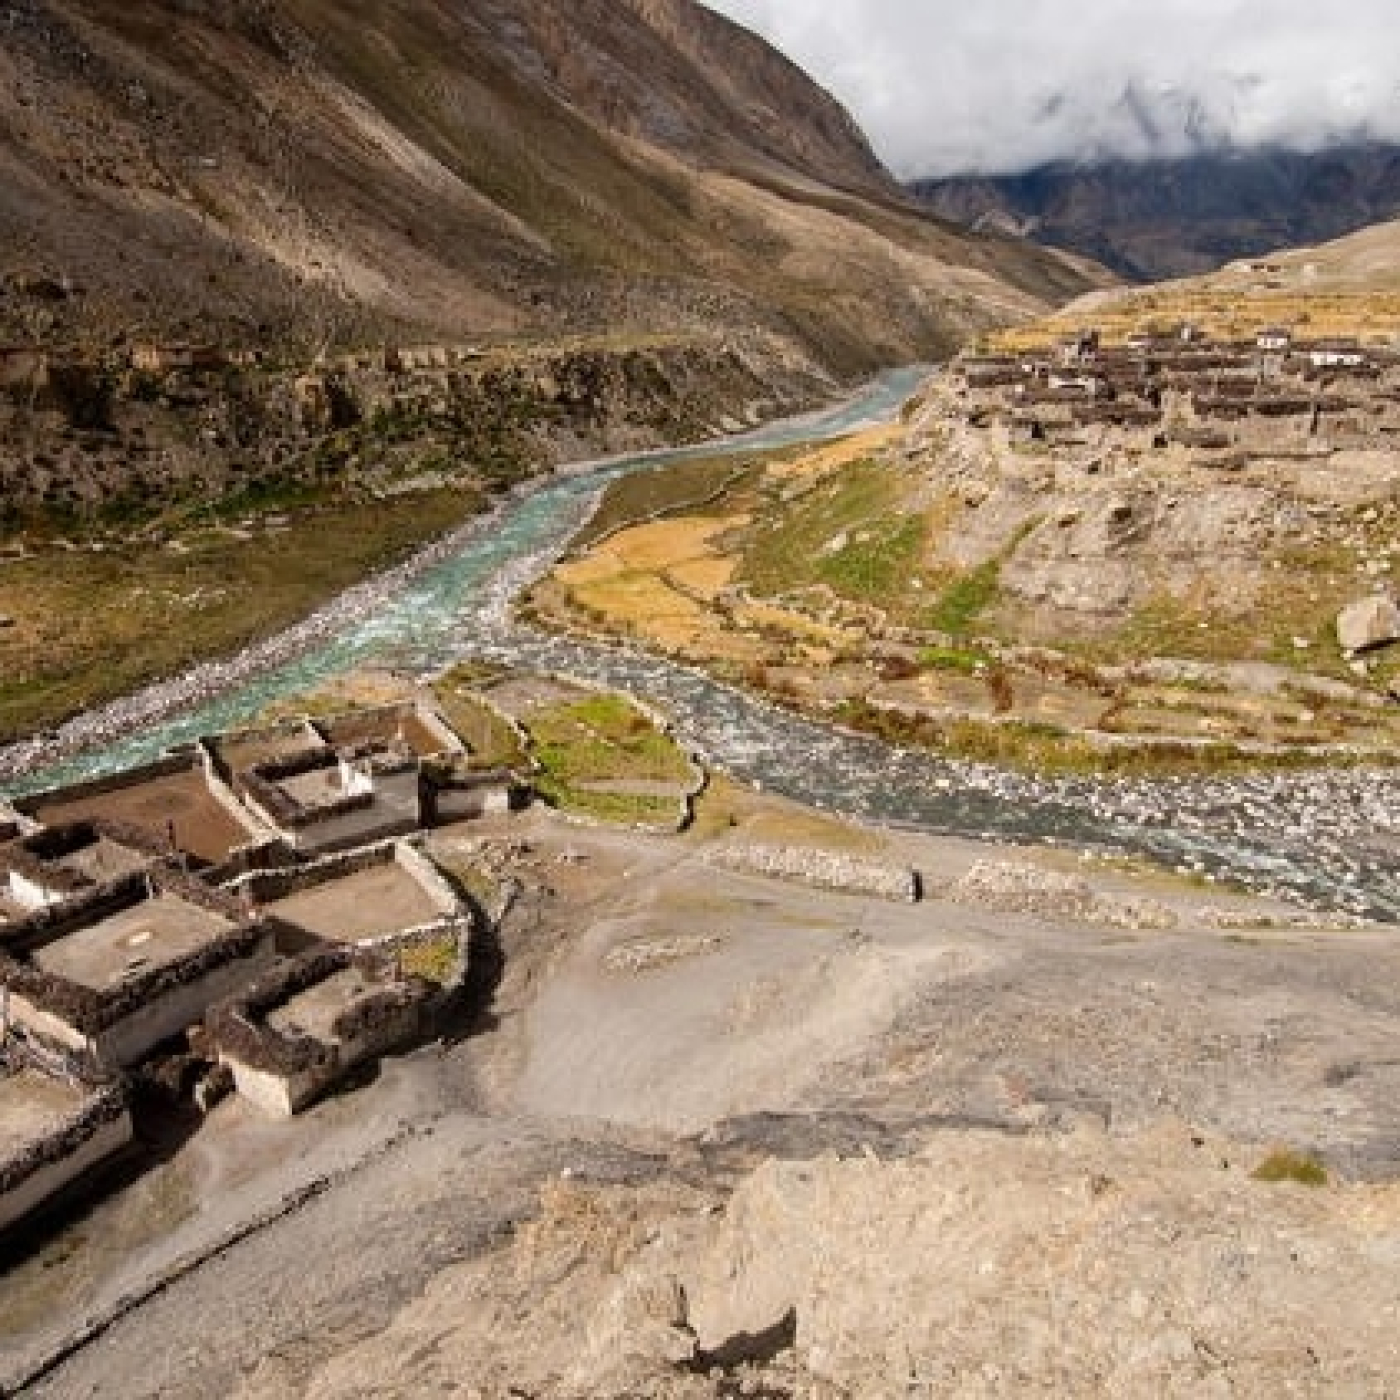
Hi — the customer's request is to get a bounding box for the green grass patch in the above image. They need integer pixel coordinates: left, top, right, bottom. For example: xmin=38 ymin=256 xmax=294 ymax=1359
xmin=742 ymin=458 xmax=929 ymax=613
xmin=817 ymin=514 xmax=925 ymax=602
xmin=918 ymin=645 xmax=993 ymax=674
xmin=831 ymin=696 xmax=1360 ymax=778
xmin=1251 ymin=1149 xmax=1329 ymax=1187
xmin=432 ymin=672 xmax=528 ymax=770
xmin=0 ymin=489 xmax=480 ymax=744
xmin=528 ymin=692 xmax=691 ymax=786
xmin=572 ymin=451 xmax=780 ymax=550
xmin=922 ymin=557 xmax=1002 ymax=635
xmin=537 ymin=787 xmax=682 ymax=827
xmin=524 ymin=690 xmax=693 ymax=825
xmin=398 ymin=933 xmax=460 ymax=986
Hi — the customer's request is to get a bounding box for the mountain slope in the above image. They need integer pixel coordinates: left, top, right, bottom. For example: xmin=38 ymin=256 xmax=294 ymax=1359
xmin=0 ymin=0 xmax=1104 ymax=371
xmin=913 ymin=144 xmax=1400 ymax=282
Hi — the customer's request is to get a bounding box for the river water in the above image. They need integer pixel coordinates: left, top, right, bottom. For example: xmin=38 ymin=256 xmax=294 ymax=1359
xmin=3 ymin=368 xmax=1397 ymax=919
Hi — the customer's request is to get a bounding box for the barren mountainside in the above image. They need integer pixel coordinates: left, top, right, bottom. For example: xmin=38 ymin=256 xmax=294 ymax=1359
xmin=0 ymin=0 xmax=1101 ymax=368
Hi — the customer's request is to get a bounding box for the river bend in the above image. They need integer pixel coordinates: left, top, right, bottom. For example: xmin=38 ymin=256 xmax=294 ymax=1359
xmin=3 ymin=369 xmax=1396 ymax=920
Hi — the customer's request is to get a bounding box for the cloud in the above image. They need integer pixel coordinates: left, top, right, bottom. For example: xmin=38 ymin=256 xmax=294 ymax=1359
xmin=707 ymin=0 xmax=1400 ymax=177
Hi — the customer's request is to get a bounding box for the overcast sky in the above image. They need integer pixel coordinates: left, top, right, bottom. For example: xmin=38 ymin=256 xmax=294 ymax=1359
xmin=707 ymin=1 xmax=1400 ymax=178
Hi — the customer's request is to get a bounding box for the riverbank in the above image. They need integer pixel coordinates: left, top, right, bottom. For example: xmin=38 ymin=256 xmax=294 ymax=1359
xmin=3 ymin=366 xmax=1396 ymax=921
xmin=0 ymin=371 xmax=925 ymax=790
xmin=526 ymin=423 xmax=1400 ymax=774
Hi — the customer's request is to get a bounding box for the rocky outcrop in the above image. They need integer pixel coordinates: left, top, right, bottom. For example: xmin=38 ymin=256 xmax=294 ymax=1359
xmin=1338 ymin=594 xmax=1400 ymax=655
xmin=282 ymin=1122 xmax=1400 ymax=1399
xmin=0 ymin=336 xmax=829 ymax=520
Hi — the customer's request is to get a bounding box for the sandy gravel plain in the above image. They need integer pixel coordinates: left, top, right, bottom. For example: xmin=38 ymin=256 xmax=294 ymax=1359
xmin=4 ymin=774 xmax=1400 ymax=1396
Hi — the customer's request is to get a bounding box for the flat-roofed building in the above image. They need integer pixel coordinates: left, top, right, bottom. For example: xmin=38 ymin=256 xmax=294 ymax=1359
xmin=0 ymin=820 xmax=169 ymax=915
xmin=231 ymin=840 xmax=468 ymax=954
xmin=208 ymin=946 xmax=438 ymax=1117
xmin=18 ymin=754 xmax=265 ymax=868
xmin=0 ymin=870 xmax=274 ymax=1068
xmin=0 ymin=1056 xmax=132 ymax=1232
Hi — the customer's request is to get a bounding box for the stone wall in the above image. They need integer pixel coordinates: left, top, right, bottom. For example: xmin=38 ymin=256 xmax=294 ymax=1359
xmin=13 ymin=753 xmax=195 ymax=819
xmin=707 ymin=845 xmax=921 ymax=903
xmin=91 ymin=935 xmax=277 ymax=1068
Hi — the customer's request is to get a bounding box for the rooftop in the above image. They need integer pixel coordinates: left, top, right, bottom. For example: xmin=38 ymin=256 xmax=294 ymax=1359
xmin=277 ymin=762 xmax=352 ymax=809
xmin=30 ymin=891 xmax=237 ymax=992
xmin=267 ymin=962 xmax=387 ymax=1044
xmin=267 ymin=862 xmax=448 ymax=944
xmin=2 ymin=821 xmax=164 ymax=896
xmin=0 ymin=1067 xmax=88 ymax=1161
xmin=31 ymin=769 xmax=257 ymax=865
xmin=54 ymin=832 xmax=154 ymax=885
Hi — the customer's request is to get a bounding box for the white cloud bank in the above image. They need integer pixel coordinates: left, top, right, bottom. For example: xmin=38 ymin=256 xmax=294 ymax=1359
xmin=707 ymin=0 xmax=1400 ymax=177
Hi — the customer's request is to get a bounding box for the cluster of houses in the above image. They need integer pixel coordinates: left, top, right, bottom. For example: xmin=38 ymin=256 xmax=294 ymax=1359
xmin=0 ymin=701 xmax=527 ymax=1233
xmin=954 ymin=325 xmax=1400 ymax=460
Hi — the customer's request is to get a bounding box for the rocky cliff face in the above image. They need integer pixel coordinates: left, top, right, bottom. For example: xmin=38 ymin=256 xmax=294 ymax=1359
xmin=913 ymin=144 xmax=1400 ymax=282
xmin=0 ymin=335 xmax=825 ymax=527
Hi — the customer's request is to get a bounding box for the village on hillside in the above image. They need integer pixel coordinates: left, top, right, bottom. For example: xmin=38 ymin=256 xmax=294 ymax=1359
xmin=954 ymin=325 xmax=1400 ymax=461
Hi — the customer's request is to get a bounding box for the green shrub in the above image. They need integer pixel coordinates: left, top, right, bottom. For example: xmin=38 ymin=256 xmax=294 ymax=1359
xmin=1251 ymin=1149 xmax=1328 ymax=1187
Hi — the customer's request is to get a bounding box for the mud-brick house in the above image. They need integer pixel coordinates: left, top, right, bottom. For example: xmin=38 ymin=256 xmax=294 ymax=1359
xmin=207 ymin=945 xmax=438 ymax=1117
xmin=0 ymin=820 xmax=170 ymax=915
xmin=210 ymin=705 xmax=470 ymax=856
xmin=0 ymin=1049 xmax=131 ymax=1232
xmin=425 ymin=766 xmax=523 ymax=824
xmin=1256 ymin=327 xmax=1293 ymax=353
xmin=228 ymin=839 xmax=471 ymax=957
xmin=1306 ymin=340 xmax=1368 ymax=370
xmin=16 ymin=751 xmax=268 ymax=869
xmin=233 ymin=742 xmax=424 ymax=856
xmin=0 ymin=870 xmax=274 ymax=1069
xmin=1056 ymin=330 xmax=1101 ymax=367
xmin=315 ymin=702 xmax=523 ymax=824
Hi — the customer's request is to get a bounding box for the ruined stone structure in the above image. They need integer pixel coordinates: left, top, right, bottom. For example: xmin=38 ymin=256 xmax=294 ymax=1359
xmin=0 ymin=869 xmax=274 ymax=1069
xmin=0 ymin=699 xmax=505 ymax=1225
xmin=0 ymin=1044 xmax=131 ymax=1232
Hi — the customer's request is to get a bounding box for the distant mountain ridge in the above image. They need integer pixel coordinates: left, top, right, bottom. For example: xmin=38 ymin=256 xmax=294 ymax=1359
xmin=912 ymin=144 xmax=1400 ymax=282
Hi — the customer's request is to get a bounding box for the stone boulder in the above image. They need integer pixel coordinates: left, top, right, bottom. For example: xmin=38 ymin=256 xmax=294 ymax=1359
xmin=1337 ymin=595 xmax=1400 ymax=655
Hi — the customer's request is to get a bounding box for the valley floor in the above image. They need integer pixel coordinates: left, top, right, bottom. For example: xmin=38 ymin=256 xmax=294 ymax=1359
xmin=6 ymin=788 xmax=1400 ymax=1397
